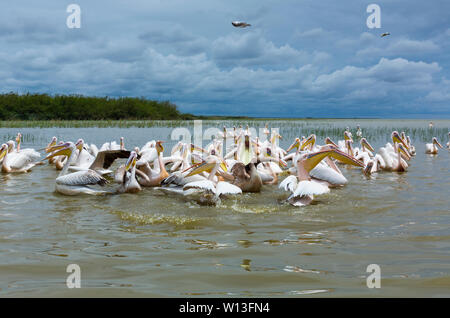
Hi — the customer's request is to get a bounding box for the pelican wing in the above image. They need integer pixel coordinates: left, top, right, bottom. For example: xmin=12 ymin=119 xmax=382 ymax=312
xmin=310 ymin=164 xmax=347 ymax=186
xmin=89 ymin=150 xmax=131 ymax=170
xmin=7 ymin=152 xmax=36 ymax=170
xmin=56 ymin=170 xmax=107 ymax=186
xmin=183 ymin=180 xmax=216 ymax=195
xmin=279 ymin=175 xmax=298 ymax=193
xmin=216 ymin=181 xmax=242 ymax=196
xmin=289 ymin=180 xmax=329 ymax=199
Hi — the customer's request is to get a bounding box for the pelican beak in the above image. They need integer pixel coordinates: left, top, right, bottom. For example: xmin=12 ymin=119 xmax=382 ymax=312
xmin=397 ymin=144 xmax=411 ymax=160
xmin=0 ymin=147 xmax=6 ymax=160
xmin=434 ymin=139 xmax=444 ymax=149
xmin=156 ymin=141 xmax=165 ymax=154
xmin=325 ymin=137 xmax=339 ymax=148
xmin=220 ymin=160 xmax=228 ymax=173
xmin=125 ymin=153 xmax=137 ymax=170
xmin=278 ymin=158 xmax=288 ymax=168
xmin=364 ymin=161 xmax=374 ymax=176
xmin=287 ymin=138 xmax=300 ymax=152
xmin=302 ymin=149 xmax=334 ymax=172
xmin=300 ymin=134 xmax=316 ymax=151
xmin=43 ymin=143 xmax=72 ymax=161
xmin=361 ymin=138 xmax=375 ymax=152
xmin=45 ymin=140 xmax=57 ymax=152
xmin=330 ymin=149 xmax=365 ymax=167
xmin=45 ymin=142 xmax=70 ymax=154
xmin=190 ymin=143 xmax=207 ymax=154
xmin=392 ymin=132 xmax=409 ymax=150
xmin=186 ymin=162 xmax=216 ymax=177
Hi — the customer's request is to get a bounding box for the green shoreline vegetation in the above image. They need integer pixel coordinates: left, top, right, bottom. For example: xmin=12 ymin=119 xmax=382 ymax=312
xmin=0 ymin=92 xmax=196 ymax=121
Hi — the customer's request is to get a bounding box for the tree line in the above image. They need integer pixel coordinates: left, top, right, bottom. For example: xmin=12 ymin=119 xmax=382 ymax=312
xmin=0 ymin=93 xmax=197 ymax=120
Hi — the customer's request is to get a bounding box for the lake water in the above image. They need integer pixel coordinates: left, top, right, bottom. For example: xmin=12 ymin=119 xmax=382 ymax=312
xmin=0 ymin=119 xmax=449 ymax=297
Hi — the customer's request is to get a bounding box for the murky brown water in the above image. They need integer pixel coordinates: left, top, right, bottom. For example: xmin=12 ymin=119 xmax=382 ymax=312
xmin=1 ymin=119 xmax=449 ymax=297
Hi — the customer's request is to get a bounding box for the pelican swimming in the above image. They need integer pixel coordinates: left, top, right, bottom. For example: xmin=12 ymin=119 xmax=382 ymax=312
xmin=134 ymin=141 xmax=169 ymax=187
xmin=43 ymin=141 xmax=109 ymax=195
xmin=117 ymin=151 xmax=142 ymax=193
xmin=425 ymin=137 xmax=443 ymax=154
xmin=161 ymin=155 xmax=241 ymax=205
xmin=1 ymin=141 xmax=40 ymax=173
xmin=279 ymin=148 xmax=364 ymax=206
xmin=379 ymin=142 xmax=411 ymax=172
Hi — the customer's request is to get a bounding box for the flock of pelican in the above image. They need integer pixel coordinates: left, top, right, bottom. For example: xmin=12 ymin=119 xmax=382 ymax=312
xmin=1 ymin=128 xmax=449 ymax=206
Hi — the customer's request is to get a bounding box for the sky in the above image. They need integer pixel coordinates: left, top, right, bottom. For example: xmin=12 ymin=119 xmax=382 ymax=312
xmin=0 ymin=0 xmax=449 ymax=118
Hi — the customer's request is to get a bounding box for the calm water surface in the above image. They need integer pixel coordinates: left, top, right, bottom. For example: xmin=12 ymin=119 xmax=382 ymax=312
xmin=0 ymin=119 xmax=449 ymax=297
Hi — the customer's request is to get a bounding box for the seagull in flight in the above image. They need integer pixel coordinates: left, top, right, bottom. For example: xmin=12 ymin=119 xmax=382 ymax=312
xmin=232 ymin=21 xmax=251 ymax=28
xmin=381 ymin=32 xmax=390 ymax=37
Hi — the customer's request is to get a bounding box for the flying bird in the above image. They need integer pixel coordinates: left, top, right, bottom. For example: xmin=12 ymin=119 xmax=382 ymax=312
xmin=232 ymin=21 xmax=251 ymax=28
xmin=381 ymin=32 xmax=390 ymax=37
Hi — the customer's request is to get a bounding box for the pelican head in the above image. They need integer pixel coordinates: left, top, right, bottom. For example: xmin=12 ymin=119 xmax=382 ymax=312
xmin=325 ymin=137 xmax=338 ymax=148
xmin=0 ymin=144 xmax=7 ymax=160
xmin=300 ymin=134 xmax=316 ymax=151
xmin=7 ymin=141 xmax=14 ymax=153
xmin=287 ymin=138 xmax=300 ymax=152
xmin=43 ymin=142 xmax=74 ymax=160
xmin=156 ymin=141 xmax=164 ymax=154
xmin=391 ymin=131 xmax=407 ymax=148
xmin=75 ymin=139 xmax=84 ymax=152
xmin=363 ymin=160 xmax=374 ymax=176
xmin=360 ymin=138 xmax=375 ymax=152
xmin=186 ymin=155 xmax=227 ymax=177
xmin=46 ymin=137 xmax=58 ymax=152
xmin=125 ymin=151 xmax=137 ymax=171
xmin=15 ymin=132 xmax=22 ymax=144
xmin=432 ymin=137 xmax=443 ymax=149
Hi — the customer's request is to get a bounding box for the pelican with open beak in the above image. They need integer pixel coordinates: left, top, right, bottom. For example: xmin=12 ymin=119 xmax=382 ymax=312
xmin=279 ymin=147 xmax=364 ymax=206
xmin=118 ymin=151 xmax=142 ymax=193
xmin=178 ymin=155 xmax=241 ymax=205
xmin=300 ymin=134 xmax=316 ymax=151
xmin=425 ymin=137 xmax=444 ymax=154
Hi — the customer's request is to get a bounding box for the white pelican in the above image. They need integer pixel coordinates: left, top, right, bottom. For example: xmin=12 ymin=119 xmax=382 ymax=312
xmin=134 ymin=141 xmax=169 ymax=187
xmin=356 ymin=125 xmax=362 ymax=138
xmin=44 ymin=142 xmax=109 ymax=195
xmin=407 ymin=136 xmax=416 ymax=156
xmin=162 ymin=155 xmax=241 ymax=205
xmin=279 ymin=148 xmax=364 ymax=206
xmin=117 ymin=151 xmax=142 ymax=193
xmin=1 ymin=142 xmax=40 ymax=173
xmin=425 ymin=137 xmax=443 ymax=154
xmin=379 ymin=143 xmax=411 ymax=172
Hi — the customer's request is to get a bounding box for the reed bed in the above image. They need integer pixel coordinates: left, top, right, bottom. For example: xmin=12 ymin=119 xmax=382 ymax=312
xmin=1 ymin=119 xmax=449 ymax=144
